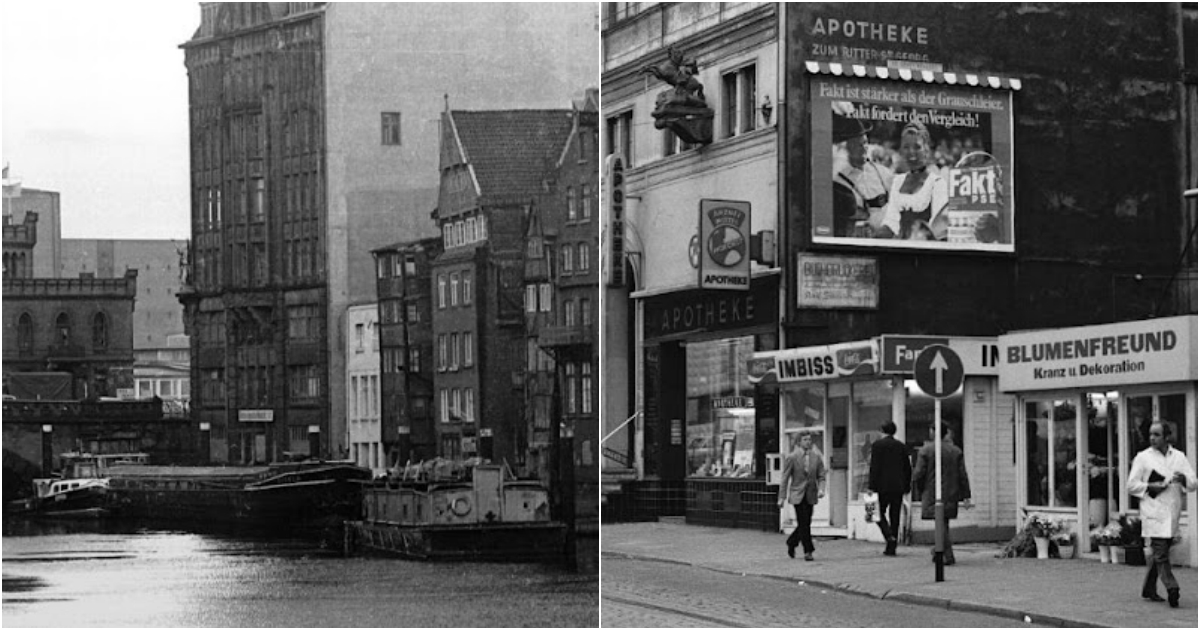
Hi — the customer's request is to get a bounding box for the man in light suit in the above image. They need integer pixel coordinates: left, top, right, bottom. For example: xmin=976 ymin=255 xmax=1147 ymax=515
xmin=868 ymin=420 xmax=912 ymax=556
xmin=777 ymin=432 xmax=826 ymax=561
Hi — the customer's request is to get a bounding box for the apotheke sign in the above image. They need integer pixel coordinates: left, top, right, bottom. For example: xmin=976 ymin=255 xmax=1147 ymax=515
xmin=998 ymin=316 xmax=1197 ymax=392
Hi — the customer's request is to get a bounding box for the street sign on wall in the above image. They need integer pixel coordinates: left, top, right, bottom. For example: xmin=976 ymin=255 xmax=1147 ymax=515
xmin=913 ymin=344 xmax=964 ymax=398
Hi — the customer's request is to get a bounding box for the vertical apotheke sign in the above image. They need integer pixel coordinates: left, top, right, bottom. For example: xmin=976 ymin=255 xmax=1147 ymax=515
xmin=605 ymin=154 xmax=626 ymax=287
xmin=698 ymin=199 xmax=751 ymax=291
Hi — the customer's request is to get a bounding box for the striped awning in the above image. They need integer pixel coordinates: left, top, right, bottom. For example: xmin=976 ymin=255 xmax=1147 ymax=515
xmin=805 ymin=61 xmax=1022 ymax=91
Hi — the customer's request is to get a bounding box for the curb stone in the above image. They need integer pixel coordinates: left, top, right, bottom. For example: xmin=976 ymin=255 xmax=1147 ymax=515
xmin=604 ymin=550 xmax=1106 ymax=627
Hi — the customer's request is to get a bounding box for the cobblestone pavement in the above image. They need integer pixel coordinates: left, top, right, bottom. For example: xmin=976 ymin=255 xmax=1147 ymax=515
xmin=602 ymin=555 xmax=1042 ymax=628
xmin=603 ymin=522 xmax=1199 ymax=628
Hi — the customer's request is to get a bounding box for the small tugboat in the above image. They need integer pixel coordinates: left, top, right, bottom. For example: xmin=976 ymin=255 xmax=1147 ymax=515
xmin=344 ymin=459 xmax=566 ymax=561
xmin=8 ymin=453 xmax=149 ymax=518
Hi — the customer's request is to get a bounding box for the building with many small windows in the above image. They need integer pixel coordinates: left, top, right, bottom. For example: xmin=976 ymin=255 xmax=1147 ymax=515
xmin=429 ymin=104 xmax=578 ymax=465
xmin=179 ymin=3 xmax=594 ymax=464
xmin=372 ymin=237 xmax=442 ymax=465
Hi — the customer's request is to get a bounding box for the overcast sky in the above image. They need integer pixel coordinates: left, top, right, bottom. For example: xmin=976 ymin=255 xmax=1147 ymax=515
xmin=2 ymin=1 xmax=598 ymax=241
xmin=2 ymin=1 xmax=196 ymax=239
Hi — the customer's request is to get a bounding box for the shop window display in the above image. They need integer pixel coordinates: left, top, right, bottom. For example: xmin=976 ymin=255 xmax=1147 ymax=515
xmin=1024 ymin=399 xmax=1077 ymax=508
xmin=685 ymin=337 xmax=756 ymax=478
xmin=851 ymin=380 xmax=892 ymax=495
xmin=1085 ymin=392 xmax=1120 ymax=527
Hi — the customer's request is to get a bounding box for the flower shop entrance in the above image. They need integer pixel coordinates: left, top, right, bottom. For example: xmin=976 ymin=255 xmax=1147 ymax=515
xmin=1013 ymin=386 xmax=1196 ymax=567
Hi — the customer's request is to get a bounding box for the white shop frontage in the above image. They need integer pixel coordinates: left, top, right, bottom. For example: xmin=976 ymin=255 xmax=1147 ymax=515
xmin=998 ymin=315 xmax=1198 ymax=567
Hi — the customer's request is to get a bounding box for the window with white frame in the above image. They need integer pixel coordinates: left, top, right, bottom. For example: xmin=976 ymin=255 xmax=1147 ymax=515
xmin=581 ymin=298 xmax=592 ymax=326
xmin=578 ymin=243 xmax=590 ymax=272
xmin=581 ymin=183 xmax=593 ymax=220
xmin=562 ymin=246 xmax=574 ymax=274
xmin=450 ymin=272 xmax=460 ymax=307
xmin=464 ymin=332 xmax=474 ymax=367
xmin=452 ymin=388 xmax=462 ymax=420
xmin=464 ymin=388 xmax=475 ymax=422
xmin=466 ymin=217 xmax=476 ymax=242
xmin=450 ymin=333 xmax=460 ymax=370
xmin=462 ymin=272 xmax=472 ymax=305
xmin=437 ymin=334 xmax=447 ymax=371
xmin=582 ymin=362 xmax=593 ymax=414
xmin=539 ymin=283 xmax=552 ymax=312
xmin=440 ymin=388 xmax=449 ymax=422
xmin=566 ymin=362 xmax=578 ymax=413
xmin=567 ymin=187 xmax=578 ymax=221
xmin=381 ymin=112 xmax=401 ymax=145
xmin=437 ymin=275 xmax=447 ymax=308
xmin=565 ymin=299 xmax=577 ymax=326
xmin=606 ymin=110 xmax=633 ymax=166
xmin=723 ymin=63 xmax=758 ymax=138
xmin=526 ymin=285 xmax=538 ymax=313
xmin=478 ymin=215 xmax=488 ymax=239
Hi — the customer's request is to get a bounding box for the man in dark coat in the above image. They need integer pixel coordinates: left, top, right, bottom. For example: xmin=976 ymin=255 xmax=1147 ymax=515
xmin=868 ymin=420 xmax=911 ymax=556
xmin=912 ymin=424 xmax=971 ymax=565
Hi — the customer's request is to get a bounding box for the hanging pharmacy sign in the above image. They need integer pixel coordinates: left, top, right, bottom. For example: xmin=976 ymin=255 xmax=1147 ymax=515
xmin=998 ymin=315 xmax=1198 ymax=392
xmin=698 ymin=199 xmax=751 ymax=290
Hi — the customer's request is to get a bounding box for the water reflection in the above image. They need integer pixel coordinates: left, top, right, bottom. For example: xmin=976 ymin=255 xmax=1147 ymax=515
xmin=3 ymin=520 xmax=598 ymax=627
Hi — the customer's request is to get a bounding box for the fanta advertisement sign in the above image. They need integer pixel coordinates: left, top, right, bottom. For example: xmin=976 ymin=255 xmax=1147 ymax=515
xmin=998 ymin=316 xmax=1198 ymax=392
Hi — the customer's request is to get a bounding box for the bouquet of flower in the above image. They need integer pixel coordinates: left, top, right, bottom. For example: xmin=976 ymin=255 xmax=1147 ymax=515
xmin=1091 ymin=522 xmax=1122 ymax=546
xmin=1025 ymin=514 xmax=1061 ymax=538
xmin=1051 ymin=531 xmax=1073 ymax=547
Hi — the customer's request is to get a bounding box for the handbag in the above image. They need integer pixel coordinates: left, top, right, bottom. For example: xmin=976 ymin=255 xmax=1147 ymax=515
xmin=862 ymin=491 xmax=879 ymax=523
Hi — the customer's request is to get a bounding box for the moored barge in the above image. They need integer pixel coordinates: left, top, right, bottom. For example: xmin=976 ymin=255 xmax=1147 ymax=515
xmin=105 ymin=460 xmax=372 ymax=531
xmin=345 ymin=461 xmax=565 ymax=561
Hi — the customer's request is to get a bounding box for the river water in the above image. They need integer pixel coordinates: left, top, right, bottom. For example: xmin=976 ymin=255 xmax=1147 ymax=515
xmin=2 ymin=520 xmax=598 ymax=627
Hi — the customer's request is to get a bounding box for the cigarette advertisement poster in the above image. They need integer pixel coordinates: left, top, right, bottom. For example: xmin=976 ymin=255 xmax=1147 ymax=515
xmin=811 ymin=76 xmax=1014 ymax=252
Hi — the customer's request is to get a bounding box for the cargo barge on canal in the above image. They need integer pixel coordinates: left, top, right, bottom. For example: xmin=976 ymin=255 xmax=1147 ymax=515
xmin=344 ymin=461 xmax=565 ymax=561
xmin=104 ymin=459 xmax=372 ymax=530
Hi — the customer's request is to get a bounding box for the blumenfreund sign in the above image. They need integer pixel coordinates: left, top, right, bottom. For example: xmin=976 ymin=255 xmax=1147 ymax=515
xmin=997 ymin=315 xmax=1197 ymax=392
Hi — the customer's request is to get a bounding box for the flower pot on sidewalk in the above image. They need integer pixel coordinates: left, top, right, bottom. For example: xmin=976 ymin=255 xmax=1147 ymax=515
xmin=1034 ymin=536 xmax=1050 ymax=559
xmin=1058 ymin=543 xmax=1075 ymax=559
xmin=1098 ymin=544 xmax=1112 ymax=563
xmin=1123 ymin=545 xmax=1146 ymax=566
xmin=1112 ymin=545 xmax=1126 ymax=564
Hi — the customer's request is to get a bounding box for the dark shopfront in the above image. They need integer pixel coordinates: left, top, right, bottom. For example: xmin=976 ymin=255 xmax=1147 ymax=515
xmin=637 ymin=273 xmax=781 ymax=529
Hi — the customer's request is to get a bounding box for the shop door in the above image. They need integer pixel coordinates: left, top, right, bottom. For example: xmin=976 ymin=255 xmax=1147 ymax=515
xmin=825 ymin=383 xmax=850 ymax=528
xmin=1084 ymin=392 xmax=1120 ymax=529
xmin=1122 ymin=391 xmax=1189 ymax=514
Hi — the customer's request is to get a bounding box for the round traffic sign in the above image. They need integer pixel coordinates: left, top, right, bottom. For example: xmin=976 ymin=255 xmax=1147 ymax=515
xmin=913 ymin=344 xmax=964 ymax=399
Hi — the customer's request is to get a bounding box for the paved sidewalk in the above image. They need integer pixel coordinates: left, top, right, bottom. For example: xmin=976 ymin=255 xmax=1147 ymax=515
xmin=602 ymin=521 xmax=1198 ymax=628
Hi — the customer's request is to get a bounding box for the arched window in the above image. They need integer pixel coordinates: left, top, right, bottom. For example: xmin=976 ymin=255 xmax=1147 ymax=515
xmin=92 ymin=312 xmax=108 ymax=351
xmin=17 ymin=313 xmax=33 ymax=355
xmin=55 ymin=312 xmax=71 ymax=345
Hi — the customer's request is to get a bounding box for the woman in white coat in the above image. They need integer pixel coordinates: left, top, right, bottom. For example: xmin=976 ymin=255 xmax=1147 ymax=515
xmin=1126 ymin=421 xmax=1197 ymax=608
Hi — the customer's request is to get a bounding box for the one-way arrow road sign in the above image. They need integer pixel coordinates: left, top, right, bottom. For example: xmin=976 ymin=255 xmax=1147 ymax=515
xmin=914 ymin=344 xmax=964 ymax=399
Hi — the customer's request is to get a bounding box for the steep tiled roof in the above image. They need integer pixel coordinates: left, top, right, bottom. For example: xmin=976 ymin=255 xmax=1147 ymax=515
xmin=450 ymin=109 xmax=575 ymax=204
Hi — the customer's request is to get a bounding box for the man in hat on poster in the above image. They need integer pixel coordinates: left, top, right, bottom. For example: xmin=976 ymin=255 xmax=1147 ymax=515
xmin=1127 ymin=421 xmax=1197 ymax=608
xmin=831 ymin=102 xmax=893 ymax=237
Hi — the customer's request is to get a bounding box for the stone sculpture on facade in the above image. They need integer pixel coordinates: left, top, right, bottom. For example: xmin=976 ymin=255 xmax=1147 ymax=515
xmin=643 ymin=46 xmax=714 ymax=145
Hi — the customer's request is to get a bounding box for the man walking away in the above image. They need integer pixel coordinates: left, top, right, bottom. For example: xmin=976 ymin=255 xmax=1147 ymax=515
xmin=1127 ymin=421 xmax=1197 ymax=608
xmin=869 ymin=420 xmax=912 ymax=556
xmin=777 ymin=432 xmax=826 ymax=561
xmin=912 ymin=425 xmax=970 ymax=565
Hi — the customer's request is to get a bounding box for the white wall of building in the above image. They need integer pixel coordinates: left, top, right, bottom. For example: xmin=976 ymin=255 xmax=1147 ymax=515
xmin=346 ymin=303 xmax=382 ymax=474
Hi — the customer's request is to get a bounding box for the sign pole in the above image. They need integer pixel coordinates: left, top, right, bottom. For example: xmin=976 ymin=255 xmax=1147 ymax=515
xmin=934 ymin=396 xmax=944 ymax=582
xmin=913 ymin=343 xmax=962 ymax=584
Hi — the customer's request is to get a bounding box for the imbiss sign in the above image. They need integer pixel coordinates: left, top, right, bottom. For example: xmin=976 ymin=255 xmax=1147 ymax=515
xmin=998 ymin=315 xmax=1197 ymax=392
